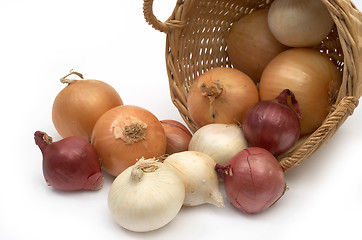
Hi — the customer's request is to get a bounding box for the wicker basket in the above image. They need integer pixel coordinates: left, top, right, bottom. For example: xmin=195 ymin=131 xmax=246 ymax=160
xmin=143 ymin=0 xmax=362 ymax=171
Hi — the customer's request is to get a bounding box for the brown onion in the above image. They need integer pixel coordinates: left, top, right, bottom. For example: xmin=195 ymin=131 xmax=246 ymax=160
xmin=215 ymin=147 xmax=286 ymax=214
xmin=34 ymin=131 xmax=103 ymax=191
xmin=242 ymin=89 xmax=302 ymax=156
xmin=160 ymin=120 xmax=192 ymax=154
xmin=52 ymin=70 xmax=123 ymax=140
xmin=187 ymin=67 xmax=259 ymax=128
xmin=91 ymin=105 xmax=167 ymax=177
xmin=226 ymin=9 xmax=288 ymax=83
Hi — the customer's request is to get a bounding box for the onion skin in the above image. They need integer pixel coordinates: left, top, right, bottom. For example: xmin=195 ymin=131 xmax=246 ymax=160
xmin=215 ymin=147 xmax=286 ymax=214
xmin=160 ymin=120 xmax=192 ymax=154
xmin=91 ymin=105 xmax=167 ymax=177
xmin=226 ymin=9 xmax=288 ymax=83
xmin=52 ymin=75 xmax=123 ymax=140
xmin=259 ymin=48 xmax=342 ymax=135
xmin=242 ymin=89 xmax=301 ymax=156
xmin=187 ymin=67 xmax=259 ymax=128
xmin=34 ymin=131 xmax=103 ymax=191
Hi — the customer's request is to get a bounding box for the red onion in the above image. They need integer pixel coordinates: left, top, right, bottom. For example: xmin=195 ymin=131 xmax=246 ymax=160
xmin=34 ymin=131 xmax=103 ymax=191
xmin=215 ymin=147 xmax=286 ymax=214
xmin=242 ymin=89 xmax=302 ymax=156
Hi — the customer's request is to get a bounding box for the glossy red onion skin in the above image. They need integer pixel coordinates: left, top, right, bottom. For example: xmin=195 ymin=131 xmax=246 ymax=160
xmin=242 ymin=89 xmax=301 ymax=156
xmin=216 ymin=147 xmax=286 ymax=214
xmin=34 ymin=131 xmax=103 ymax=191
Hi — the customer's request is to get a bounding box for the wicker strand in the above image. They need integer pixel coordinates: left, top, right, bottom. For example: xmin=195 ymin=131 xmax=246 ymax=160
xmin=280 ymin=96 xmax=359 ymax=171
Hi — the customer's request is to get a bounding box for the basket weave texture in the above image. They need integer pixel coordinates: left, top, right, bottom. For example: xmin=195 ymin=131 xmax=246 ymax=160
xmin=143 ymin=0 xmax=362 ymax=171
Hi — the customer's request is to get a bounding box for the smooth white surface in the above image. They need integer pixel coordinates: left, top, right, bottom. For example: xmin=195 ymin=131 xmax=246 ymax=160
xmin=1 ymin=1 xmax=361 ymax=239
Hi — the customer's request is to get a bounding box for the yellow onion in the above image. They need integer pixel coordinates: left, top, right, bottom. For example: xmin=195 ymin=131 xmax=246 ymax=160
xmin=187 ymin=67 xmax=259 ymax=128
xmin=91 ymin=105 xmax=167 ymax=177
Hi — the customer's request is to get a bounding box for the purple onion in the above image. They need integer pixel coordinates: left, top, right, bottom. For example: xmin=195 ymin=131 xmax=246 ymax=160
xmin=242 ymin=89 xmax=302 ymax=156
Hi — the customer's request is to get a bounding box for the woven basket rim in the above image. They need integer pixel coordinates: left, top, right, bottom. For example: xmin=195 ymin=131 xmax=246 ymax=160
xmin=143 ymin=0 xmax=362 ymax=171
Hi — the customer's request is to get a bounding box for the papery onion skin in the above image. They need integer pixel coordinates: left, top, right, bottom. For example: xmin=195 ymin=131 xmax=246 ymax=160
xmin=34 ymin=131 xmax=103 ymax=191
xmin=259 ymin=48 xmax=342 ymax=135
xmin=91 ymin=105 xmax=167 ymax=177
xmin=242 ymin=89 xmax=301 ymax=156
xmin=268 ymin=0 xmax=334 ymax=47
xmin=160 ymin=120 xmax=192 ymax=154
xmin=187 ymin=67 xmax=259 ymax=128
xmin=226 ymin=9 xmax=288 ymax=83
xmin=52 ymin=72 xmax=123 ymax=140
xmin=215 ymin=147 xmax=286 ymax=214
xmin=108 ymin=158 xmax=185 ymax=232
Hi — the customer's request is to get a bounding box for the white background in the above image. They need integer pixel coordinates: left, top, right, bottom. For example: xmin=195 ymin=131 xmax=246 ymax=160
xmin=1 ymin=0 xmax=362 ymax=239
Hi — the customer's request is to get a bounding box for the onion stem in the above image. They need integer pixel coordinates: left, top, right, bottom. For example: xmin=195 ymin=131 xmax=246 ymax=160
xmin=60 ymin=69 xmax=84 ymax=84
xmin=200 ymin=81 xmax=223 ymax=102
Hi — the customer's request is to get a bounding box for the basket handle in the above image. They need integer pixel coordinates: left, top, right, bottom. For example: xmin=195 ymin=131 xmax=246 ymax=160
xmin=280 ymin=96 xmax=359 ymax=171
xmin=143 ymin=0 xmax=185 ymax=33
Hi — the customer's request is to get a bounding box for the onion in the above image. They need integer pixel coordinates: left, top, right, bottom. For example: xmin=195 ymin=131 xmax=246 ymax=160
xmin=242 ymin=89 xmax=301 ymax=156
xmin=187 ymin=67 xmax=259 ymax=128
xmin=164 ymin=151 xmax=224 ymax=207
xmin=259 ymin=48 xmax=342 ymax=135
xmin=226 ymin=9 xmax=288 ymax=83
xmin=188 ymin=123 xmax=248 ymax=165
xmin=91 ymin=105 xmax=167 ymax=177
xmin=268 ymin=0 xmax=334 ymax=47
xmin=52 ymin=70 xmax=123 ymax=140
xmin=34 ymin=131 xmax=103 ymax=191
xmin=108 ymin=158 xmax=185 ymax=232
xmin=160 ymin=120 xmax=192 ymax=154
xmin=215 ymin=147 xmax=286 ymax=214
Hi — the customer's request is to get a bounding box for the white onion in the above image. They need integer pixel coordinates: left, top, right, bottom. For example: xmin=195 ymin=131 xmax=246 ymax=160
xmin=164 ymin=151 xmax=224 ymax=207
xmin=108 ymin=158 xmax=185 ymax=232
xmin=188 ymin=124 xmax=248 ymax=165
xmin=268 ymin=0 xmax=334 ymax=47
